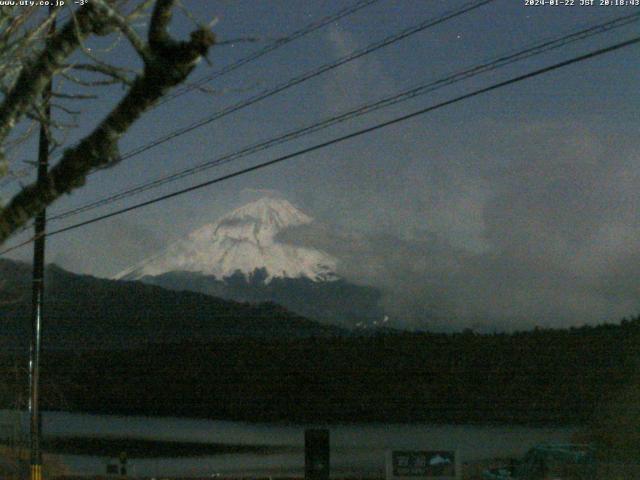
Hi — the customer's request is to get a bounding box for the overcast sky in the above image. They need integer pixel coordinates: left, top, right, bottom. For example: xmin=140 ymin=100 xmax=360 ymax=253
xmin=3 ymin=0 xmax=640 ymax=331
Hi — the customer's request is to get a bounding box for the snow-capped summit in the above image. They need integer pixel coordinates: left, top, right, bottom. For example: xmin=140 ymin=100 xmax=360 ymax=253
xmin=213 ymin=197 xmax=312 ymax=246
xmin=115 ymin=197 xmax=338 ymax=282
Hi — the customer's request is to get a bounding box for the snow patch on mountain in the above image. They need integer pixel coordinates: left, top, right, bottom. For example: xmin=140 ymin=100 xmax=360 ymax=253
xmin=114 ymin=197 xmax=338 ymax=282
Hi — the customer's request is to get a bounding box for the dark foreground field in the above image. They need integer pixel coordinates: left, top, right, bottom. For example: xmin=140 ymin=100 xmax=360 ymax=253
xmin=2 ymin=317 xmax=639 ymax=473
xmin=47 ymin=462 xmax=640 ymax=480
xmin=42 ymin=436 xmax=295 ymax=458
xmin=6 ymin=317 xmax=637 ymax=426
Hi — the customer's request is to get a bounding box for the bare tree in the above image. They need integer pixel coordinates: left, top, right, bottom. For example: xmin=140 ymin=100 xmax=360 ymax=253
xmin=0 ymin=0 xmax=215 ymax=246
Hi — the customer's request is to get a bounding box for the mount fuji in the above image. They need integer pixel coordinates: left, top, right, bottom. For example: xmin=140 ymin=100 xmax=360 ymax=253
xmin=116 ymin=197 xmax=383 ymax=327
xmin=116 ymin=197 xmax=338 ymax=282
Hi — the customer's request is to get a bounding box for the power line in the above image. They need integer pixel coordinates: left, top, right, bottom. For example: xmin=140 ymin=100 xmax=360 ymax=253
xmin=2 ymin=34 xmax=637 ymax=256
xmin=0 ymin=0 xmax=381 ymax=192
xmin=47 ymin=11 xmax=640 ymax=223
xmin=106 ymin=0 xmax=496 ymax=164
xmin=4 ymin=0 xmax=493 ymax=201
xmin=2 ymin=0 xmax=496 ymax=244
xmin=158 ymin=0 xmax=383 ymax=106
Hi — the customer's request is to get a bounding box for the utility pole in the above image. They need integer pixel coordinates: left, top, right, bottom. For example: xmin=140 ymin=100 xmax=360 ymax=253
xmin=29 ymin=5 xmax=55 ymax=480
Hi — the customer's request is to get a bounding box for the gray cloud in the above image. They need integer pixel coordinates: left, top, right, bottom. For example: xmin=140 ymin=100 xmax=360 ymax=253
xmin=322 ymin=25 xmax=396 ymax=117
xmin=280 ymin=220 xmax=639 ymax=332
xmin=279 ymin=122 xmax=640 ymax=331
xmin=40 ymin=117 xmax=639 ymax=333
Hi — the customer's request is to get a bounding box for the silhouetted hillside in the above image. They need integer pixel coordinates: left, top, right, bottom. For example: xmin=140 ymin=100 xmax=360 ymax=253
xmin=1 ymin=315 xmax=636 ymax=427
xmin=143 ymin=268 xmax=384 ymax=327
xmin=3 ymin=258 xmax=639 ymax=429
xmin=0 ymin=259 xmax=345 ymax=351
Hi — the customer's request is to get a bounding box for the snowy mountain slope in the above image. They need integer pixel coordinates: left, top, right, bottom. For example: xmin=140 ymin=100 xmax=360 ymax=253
xmin=115 ymin=197 xmax=338 ymax=282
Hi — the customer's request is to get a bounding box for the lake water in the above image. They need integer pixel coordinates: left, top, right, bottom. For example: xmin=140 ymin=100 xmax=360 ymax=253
xmin=0 ymin=410 xmax=576 ymax=477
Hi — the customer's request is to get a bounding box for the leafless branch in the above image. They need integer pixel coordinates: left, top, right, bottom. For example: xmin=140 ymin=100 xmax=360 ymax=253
xmin=94 ymin=0 xmax=150 ymax=61
xmin=59 ymin=70 xmax=117 ymax=88
xmin=4 ymin=120 xmax=39 ymax=153
xmin=0 ymin=0 xmax=216 ymax=244
xmin=0 ymin=3 xmax=115 ymax=151
xmin=51 ymin=103 xmax=82 ymax=116
xmin=126 ymin=0 xmax=156 ymax=22
xmin=52 ymin=91 xmax=99 ymax=100
xmin=69 ymin=63 xmax=137 ymax=86
xmin=216 ymin=37 xmax=263 ymax=46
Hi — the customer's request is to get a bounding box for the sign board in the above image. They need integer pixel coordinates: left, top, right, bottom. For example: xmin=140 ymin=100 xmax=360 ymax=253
xmin=305 ymin=429 xmax=330 ymax=480
xmin=386 ymin=450 xmax=461 ymax=480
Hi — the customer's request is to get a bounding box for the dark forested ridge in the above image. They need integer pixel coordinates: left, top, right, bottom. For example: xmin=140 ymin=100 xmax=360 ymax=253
xmin=141 ymin=268 xmax=384 ymax=328
xmin=1 ymin=258 xmax=638 ymax=429
xmin=0 ymin=259 xmax=345 ymax=351
xmin=2 ymin=317 xmax=638 ymax=427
